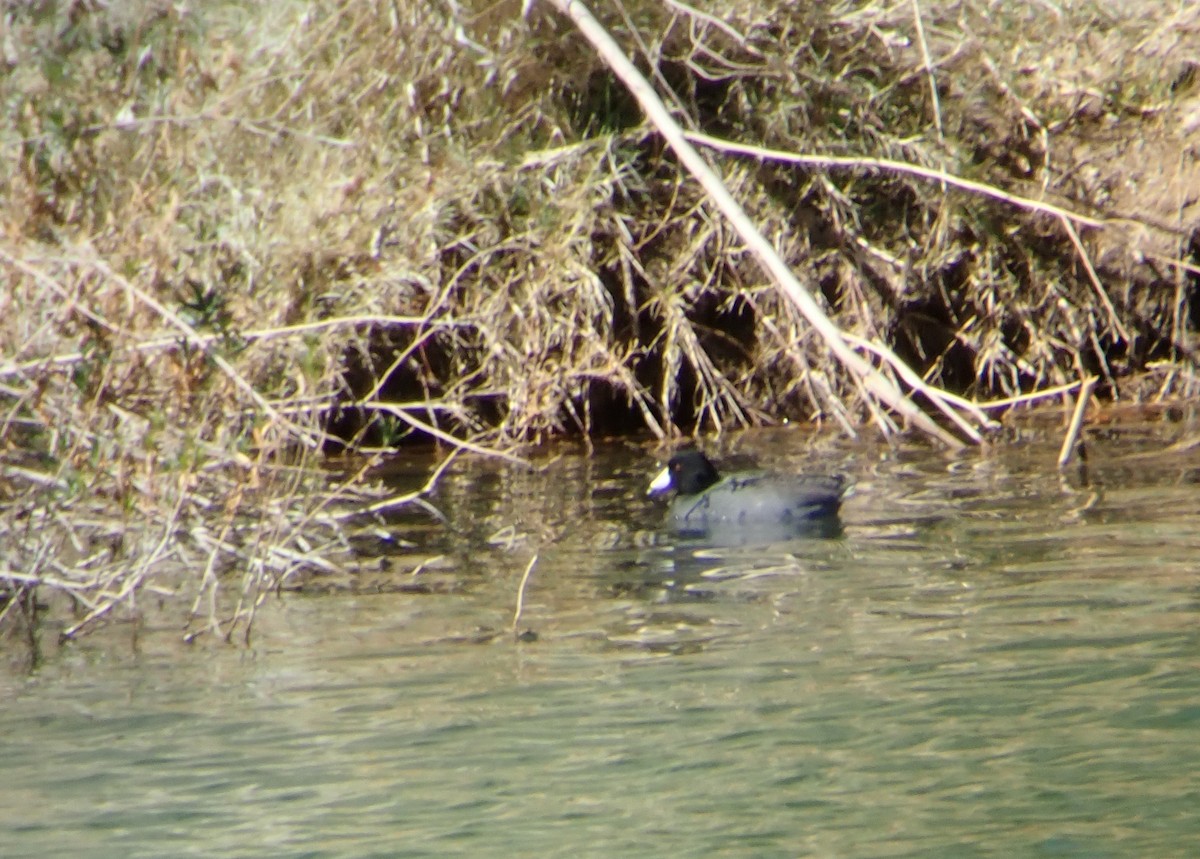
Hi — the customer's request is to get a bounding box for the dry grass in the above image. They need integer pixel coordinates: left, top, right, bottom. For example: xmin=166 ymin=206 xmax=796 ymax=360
xmin=1 ymin=0 xmax=1198 ymax=643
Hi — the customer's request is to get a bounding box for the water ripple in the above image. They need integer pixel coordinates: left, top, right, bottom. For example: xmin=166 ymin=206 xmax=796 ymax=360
xmin=3 ymin=434 xmax=1200 ymax=857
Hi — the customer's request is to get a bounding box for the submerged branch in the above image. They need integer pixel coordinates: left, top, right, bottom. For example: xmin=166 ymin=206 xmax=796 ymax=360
xmin=1057 ymin=376 xmax=1098 ymax=468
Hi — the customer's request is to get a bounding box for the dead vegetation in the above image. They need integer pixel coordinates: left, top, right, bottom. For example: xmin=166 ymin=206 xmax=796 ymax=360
xmin=1 ymin=0 xmax=1198 ymax=643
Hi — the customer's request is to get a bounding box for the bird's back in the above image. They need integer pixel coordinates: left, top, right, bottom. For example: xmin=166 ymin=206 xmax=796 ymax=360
xmin=671 ymin=471 xmax=849 ymax=526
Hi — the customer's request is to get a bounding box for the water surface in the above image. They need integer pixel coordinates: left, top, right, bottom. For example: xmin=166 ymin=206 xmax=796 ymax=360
xmin=3 ymin=424 xmax=1200 ymax=857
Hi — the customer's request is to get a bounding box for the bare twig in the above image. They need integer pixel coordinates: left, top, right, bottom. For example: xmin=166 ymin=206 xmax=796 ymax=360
xmin=1057 ymin=376 xmax=1097 ymax=468
xmin=62 ymin=489 xmax=189 ymax=639
xmin=350 ymin=448 xmax=464 ymax=519
xmin=1059 ymin=217 xmax=1131 ymax=343
xmin=0 ymin=313 xmax=477 ymax=380
xmin=512 ymin=554 xmax=539 ymax=635
xmin=910 ymin=0 xmax=943 ymax=143
xmin=973 ymin=379 xmax=1083 ymax=411
xmin=662 ymin=0 xmax=760 ymax=55
xmin=364 ymin=402 xmax=528 ymax=464
xmin=682 ymin=131 xmax=1108 ymax=229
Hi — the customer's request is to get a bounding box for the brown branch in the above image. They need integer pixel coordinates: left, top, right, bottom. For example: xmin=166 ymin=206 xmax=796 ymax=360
xmin=1057 ymin=376 xmax=1097 ymax=468
xmin=541 ymin=0 xmax=975 ymax=447
xmin=682 ymin=131 xmax=1108 ymax=229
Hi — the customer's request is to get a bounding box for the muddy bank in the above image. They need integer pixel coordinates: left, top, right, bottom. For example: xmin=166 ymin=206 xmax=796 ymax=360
xmin=2 ymin=1 xmax=1198 ymax=642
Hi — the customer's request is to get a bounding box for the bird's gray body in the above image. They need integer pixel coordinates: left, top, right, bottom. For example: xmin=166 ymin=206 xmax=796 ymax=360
xmin=667 ymin=471 xmax=849 ymax=528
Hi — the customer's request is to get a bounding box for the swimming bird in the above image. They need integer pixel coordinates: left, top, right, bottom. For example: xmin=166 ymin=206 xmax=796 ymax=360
xmin=647 ymin=449 xmax=850 ymax=537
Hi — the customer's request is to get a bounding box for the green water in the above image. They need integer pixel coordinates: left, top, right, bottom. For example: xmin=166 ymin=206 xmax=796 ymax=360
xmin=3 ymin=427 xmax=1200 ymax=857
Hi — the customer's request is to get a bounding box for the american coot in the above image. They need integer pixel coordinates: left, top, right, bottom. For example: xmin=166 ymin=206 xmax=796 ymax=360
xmin=647 ymin=449 xmax=850 ymax=537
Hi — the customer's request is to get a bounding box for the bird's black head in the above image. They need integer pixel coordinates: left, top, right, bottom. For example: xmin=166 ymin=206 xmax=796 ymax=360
xmin=647 ymin=449 xmax=722 ymax=497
